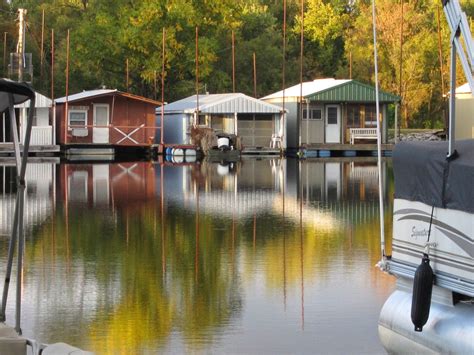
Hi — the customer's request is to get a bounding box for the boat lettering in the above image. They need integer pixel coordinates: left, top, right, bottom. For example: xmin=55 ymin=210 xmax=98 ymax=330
xmin=411 ymin=226 xmax=429 ymax=239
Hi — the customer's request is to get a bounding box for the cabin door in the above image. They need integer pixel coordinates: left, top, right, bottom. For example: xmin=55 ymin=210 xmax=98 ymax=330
xmin=93 ymin=104 xmax=109 ymax=143
xmin=325 ymin=105 xmax=340 ymax=143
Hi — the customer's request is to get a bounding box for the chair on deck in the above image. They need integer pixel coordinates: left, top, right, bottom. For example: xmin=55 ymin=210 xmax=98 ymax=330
xmin=270 ymin=134 xmax=282 ymax=149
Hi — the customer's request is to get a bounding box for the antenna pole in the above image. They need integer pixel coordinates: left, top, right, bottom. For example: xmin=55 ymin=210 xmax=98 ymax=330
xmin=160 ymin=28 xmax=166 ymax=146
xmin=65 ymin=29 xmax=70 ymax=145
xmin=232 ymin=30 xmax=236 ymax=93
xmin=17 ymin=9 xmax=27 ymax=82
xmin=372 ymin=0 xmax=386 ymax=260
xmin=281 ymin=0 xmax=287 ymax=142
xmin=2 ymin=32 xmax=6 ymax=76
xmin=40 ymin=9 xmax=45 ymax=80
xmin=299 ymin=0 xmax=304 ymax=149
xmin=253 ymin=52 xmax=257 ymax=98
xmin=195 ymin=26 xmax=199 ymax=126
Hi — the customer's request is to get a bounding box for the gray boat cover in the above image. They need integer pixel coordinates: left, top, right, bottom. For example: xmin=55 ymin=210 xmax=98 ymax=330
xmin=0 ymin=79 xmax=35 ymax=113
xmin=393 ymin=140 xmax=474 ymax=214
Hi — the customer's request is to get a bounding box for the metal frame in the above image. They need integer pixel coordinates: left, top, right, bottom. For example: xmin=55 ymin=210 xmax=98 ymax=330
xmin=0 ymin=84 xmax=35 ymax=335
xmin=442 ymin=0 xmax=474 ymax=158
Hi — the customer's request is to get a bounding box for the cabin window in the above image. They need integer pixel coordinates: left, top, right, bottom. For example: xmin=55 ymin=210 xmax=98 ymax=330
xmin=311 ymin=109 xmax=322 ymax=120
xmin=68 ymin=109 xmax=87 ymax=128
xmin=347 ymin=105 xmax=361 ymax=127
xmin=365 ymin=106 xmax=377 ymax=127
xmin=303 ymin=106 xmax=322 ymax=120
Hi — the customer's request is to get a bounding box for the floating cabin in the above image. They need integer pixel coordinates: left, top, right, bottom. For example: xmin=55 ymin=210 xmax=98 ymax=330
xmin=0 ymin=90 xmax=58 ymax=154
xmin=262 ymin=78 xmax=400 ymax=149
xmin=159 ymin=93 xmax=286 ymax=150
xmin=55 ymin=89 xmax=161 ymax=155
xmin=454 ymin=83 xmax=474 ymax=139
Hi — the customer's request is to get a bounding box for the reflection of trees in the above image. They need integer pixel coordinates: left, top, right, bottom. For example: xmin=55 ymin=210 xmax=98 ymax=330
xmin=25 ymin=196 xmax=242 ymax=353
xmin=20 ymin=160 xmax=395 ymax=352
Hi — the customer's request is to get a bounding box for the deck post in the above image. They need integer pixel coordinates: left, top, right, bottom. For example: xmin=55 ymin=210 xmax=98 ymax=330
xmin=394 ymin=103 xmax=398 ymax=143
xmin=448 ymin=41 xmax=456 ymax=158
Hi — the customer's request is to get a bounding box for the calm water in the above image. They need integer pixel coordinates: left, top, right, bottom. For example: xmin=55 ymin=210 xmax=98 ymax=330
xmin=0 ymin=158 xmax=395 ymax=354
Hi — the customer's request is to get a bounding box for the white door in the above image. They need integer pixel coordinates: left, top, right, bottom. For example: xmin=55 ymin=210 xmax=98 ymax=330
xmin=93 ymin=104 xmax=109 ymax=143
xmin=325 ymin=105 xmax=340 ymax=143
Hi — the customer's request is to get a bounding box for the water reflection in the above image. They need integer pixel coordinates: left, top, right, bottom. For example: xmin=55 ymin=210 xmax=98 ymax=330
xmin=0 ymin=157 xmax=394 ymax=354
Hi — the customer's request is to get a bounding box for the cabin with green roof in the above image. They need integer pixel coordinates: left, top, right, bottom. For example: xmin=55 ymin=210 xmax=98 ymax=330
xmin=262 ymin=78 xmax=400 ymax=149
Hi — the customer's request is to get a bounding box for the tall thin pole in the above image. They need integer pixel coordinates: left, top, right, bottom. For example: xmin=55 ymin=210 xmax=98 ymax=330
xmin=17 ymin=9 xmax=27 ymax=82
xmin=232 ymin=30 xmax=236 ymax=93
xmin=398 ymin=0 xmax=404 ymax=129
xmin=372 ymin=0 xmax=386 ymax=260
xmin=436 ymin=5 xmax=446 ymax=97
xmin=153 ymin=70 xmax=157 ymax=100
xmin=298 ymin=0 xmax=304 ymax=148
xmin=349 ymin=51 xmax=352 ymax=79
xmin=65 ymin=29 xmax=70 ymax=145
xmin=51 ymin=29 xmax=55 ymax=101
xmin=195 ymin=26 xmax=199 ymax=126
xmin=126 ymin=58 xmax=129 ymax=92
xmin=40 ymin=9 xmax=45 ymax=79
xmin=3 ymin=32 xmax=7 ymax=76
xmin=160 ymin=28 xmax=166 ymax=146
xmin=281 ymin=0 xmax=287 ymax=141
xmin=51 ymin=29 xmax=55 ymax=145
xmin=253 ymin=52 xmax=257 ymax=98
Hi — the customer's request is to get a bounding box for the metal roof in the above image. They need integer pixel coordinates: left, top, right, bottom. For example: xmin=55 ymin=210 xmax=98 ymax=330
xmin=456 ymin=83 xmax=472 ymax=94
xmin=262 ymin=78 xmax=400 ymax=103
xmin=161 ymin=93 xmax=285 ymax=114
xmin=15 ymin=92 xmax=52 ymax=108
xmin=55 ymin=89 xmax=161 ymax=106
xmin=55 ymin=89 xmax=117 ymax=103
xmin=262 ymin=78 xmax=350 ymax=99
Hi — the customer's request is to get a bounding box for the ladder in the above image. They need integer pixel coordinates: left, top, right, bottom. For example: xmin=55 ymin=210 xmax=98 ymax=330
xmin=442 ymin=0 xmax=474 ymax=157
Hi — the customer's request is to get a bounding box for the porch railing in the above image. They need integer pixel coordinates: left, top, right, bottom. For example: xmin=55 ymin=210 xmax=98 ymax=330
xmin=30 ymin=126 xmax=53 ymax=145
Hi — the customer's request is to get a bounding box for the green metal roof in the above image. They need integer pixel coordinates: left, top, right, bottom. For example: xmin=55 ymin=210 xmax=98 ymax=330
xmin=306 ymin=80 xmax=400 ymax=103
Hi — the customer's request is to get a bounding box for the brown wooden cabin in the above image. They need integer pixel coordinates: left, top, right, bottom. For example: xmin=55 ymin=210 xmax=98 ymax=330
xmin=55 ymin=89 xmax=161 ymax=147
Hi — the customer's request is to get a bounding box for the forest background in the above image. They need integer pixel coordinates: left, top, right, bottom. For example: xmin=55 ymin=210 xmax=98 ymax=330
xmin=1 ymin=0 xmax=473 ymax=128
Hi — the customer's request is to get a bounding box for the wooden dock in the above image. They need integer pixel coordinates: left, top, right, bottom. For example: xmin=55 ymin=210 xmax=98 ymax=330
xmin=242 ymin=147 xmax=282 ymax=156
xmin=0 ymin=143 xmax=60 ymax=156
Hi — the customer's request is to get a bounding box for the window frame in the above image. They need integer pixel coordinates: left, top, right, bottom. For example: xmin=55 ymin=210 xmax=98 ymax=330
xmin=68 ymin=109 xmax=88 ymax=129
xmin=302 ymin=105 xmax=323 ymax=120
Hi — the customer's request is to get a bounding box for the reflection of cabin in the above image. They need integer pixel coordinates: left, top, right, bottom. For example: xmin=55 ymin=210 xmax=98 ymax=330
xmin=455 ymin=83 xmax=474 ymax=139
xmin=160 ymin=93 xmax=285 ymax=148
xmin=262 ymin=78 xmax=400 ymax=148
xmin=0 ymin=163 xmax=55 ymax=236
xmin=59 ymin=162 xmax=155 ymax=209
xmin=55 ymin=90 xmax=161 ymax=151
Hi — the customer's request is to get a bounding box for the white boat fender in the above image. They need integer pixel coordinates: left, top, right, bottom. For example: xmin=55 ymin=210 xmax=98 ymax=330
xmin=410 ymin=205 xmax=435 ymax=332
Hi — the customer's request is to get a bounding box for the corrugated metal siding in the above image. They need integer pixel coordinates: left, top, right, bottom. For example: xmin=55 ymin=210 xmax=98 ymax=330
xmin=15 ymin=92 xmax=52 ymax=108
xmin=306 ymin=81 xmax=399 ymax=103
xmin=164 ymin=93 xmax=283 ymax=114
xmin=202 ymin=95 xmax=282 ymax=114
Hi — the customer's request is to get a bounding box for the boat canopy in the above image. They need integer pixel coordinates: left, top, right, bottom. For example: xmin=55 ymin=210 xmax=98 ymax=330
xmin=393 ymin=140 xmax=474 ymax=214
xmin=0 ymin=79 xmax=35 ymax=112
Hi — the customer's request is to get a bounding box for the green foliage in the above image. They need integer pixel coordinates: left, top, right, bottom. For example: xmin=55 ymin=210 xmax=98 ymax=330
xmin=3 ymin=0 xmax=472 ymax=127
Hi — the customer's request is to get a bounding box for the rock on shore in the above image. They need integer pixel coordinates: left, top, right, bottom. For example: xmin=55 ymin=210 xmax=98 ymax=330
xmin=389 ymin=130 xmax=445 ymax=143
